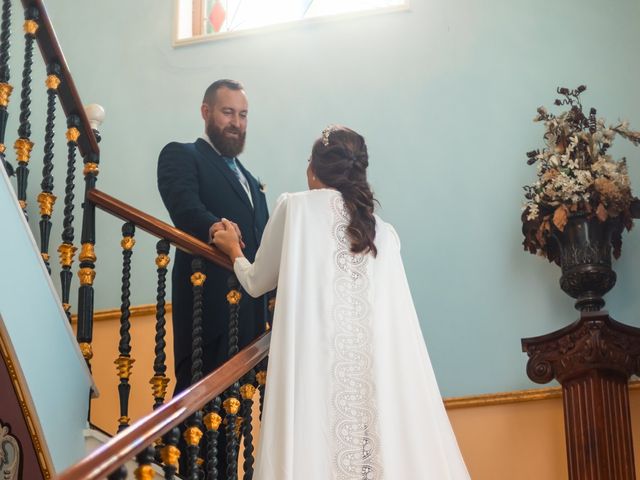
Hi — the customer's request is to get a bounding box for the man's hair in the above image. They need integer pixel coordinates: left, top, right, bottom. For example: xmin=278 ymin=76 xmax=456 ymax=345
xmin=202 ymin=79 xmax=244 ymax=105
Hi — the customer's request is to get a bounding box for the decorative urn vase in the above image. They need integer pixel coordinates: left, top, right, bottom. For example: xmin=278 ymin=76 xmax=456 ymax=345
xmin=551 ymin=213 xmax=618 ymax=312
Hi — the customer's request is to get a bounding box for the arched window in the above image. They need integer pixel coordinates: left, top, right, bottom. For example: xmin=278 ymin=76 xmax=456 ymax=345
xmin=175 ymin=0 xmax=408 ymax=44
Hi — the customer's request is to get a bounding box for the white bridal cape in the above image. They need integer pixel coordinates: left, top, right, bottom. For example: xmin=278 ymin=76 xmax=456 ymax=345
xmin=233 ymin=189 xmax=470 ymax=480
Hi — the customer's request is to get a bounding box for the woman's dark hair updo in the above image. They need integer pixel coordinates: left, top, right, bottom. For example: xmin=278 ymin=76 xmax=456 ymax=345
xmin=311 ymin=125 xmax=378 ymax=257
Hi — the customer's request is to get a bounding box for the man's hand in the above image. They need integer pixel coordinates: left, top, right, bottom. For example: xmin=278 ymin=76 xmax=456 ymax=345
xmin=212 ymin=219 xmax=245 ymax=262
xmin=210 ymin=220 xmax=245 ymax=249
xmin=268 ymin=296 xmax=276 ymax=313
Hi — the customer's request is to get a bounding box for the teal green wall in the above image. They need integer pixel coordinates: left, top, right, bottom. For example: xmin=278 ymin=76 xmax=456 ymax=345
xmin=13 ymin=0 xmax=640 ymax=397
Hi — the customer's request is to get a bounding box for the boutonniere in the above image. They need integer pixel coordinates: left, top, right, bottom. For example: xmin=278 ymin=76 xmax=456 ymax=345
xmin=258 ymin=179 xmax=267 ymax=193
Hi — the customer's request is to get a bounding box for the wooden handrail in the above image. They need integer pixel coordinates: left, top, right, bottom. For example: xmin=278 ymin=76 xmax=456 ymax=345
xmin=55 ymin=330 xmax=271 ymax=480
xmin=22 ymin=0 xmax=99 ymax=157
xmin=88 ymin=188 xmax=233 ymax=271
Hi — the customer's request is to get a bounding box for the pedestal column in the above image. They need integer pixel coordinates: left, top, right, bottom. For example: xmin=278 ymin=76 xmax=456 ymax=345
xmin=522 ymin=311 xmax=640 ymax=480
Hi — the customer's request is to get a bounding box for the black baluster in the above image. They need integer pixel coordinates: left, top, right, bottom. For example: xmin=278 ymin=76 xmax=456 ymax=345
xmin=134 ymin=445 xmax=156 ymax=480
xmin=150 ymin=240 xmax=171 ymax=465
xmin=185 ymin=257 xmax=206 ymax=479
xmin=76 ymin=115 xmax=100 ymax=423
xmin=76 ymin=150 xmax=98 ymax=372
xmin=204 ymin=396 xmax=223 ymax=480
xmin=224 ymin=275 xmax=243 ymax=480
xmin=184 ymin=410 xmax=204 ymax=480
xmin=37 ymin=63 xmax=61 ymax=273
xmin=223 ymin=383 xmax=241 ymax=480
xmin=161 ymin=427 xmax=181 ymax=480
xmin=240 ymin=371 xmax=256 ymax=480
xmin=256 ymin=298 xmax=273 ymax=422
xmin=255 ymin=358 xmax=268 ymax=422
xmin=227 ymin=275 xmax=242 ymax=359
xmin=115 ymin=222 xmax=135 ymax=433
xmin=57 ymin=114 xmax=80 ymax=320
xmin=0 ymin=0 xmax=13 ymax=177
xmin=106 ymin=465 xmax=127 ymax=480
xmin=14 ymin=6 xmax=38 ymax=216
xmin=191 ymin=257 xmax=206 ymax=387
xmin=150 ymin=239 xmax=171 ymax=410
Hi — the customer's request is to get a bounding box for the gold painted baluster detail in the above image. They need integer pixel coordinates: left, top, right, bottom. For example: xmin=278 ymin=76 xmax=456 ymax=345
xmin=14 ymin=7 xmax=39 ymax=216
xmin=0 ymin=0 xmax=14 ymax=176
xmin=160 ymin=426 xmax=181 ymax=479
xmin=77 ymin=242 xmax=97 ymax=364
xmin=134 ymin=446 xmax=155 ymax=480
xmin=115 ymin=222 xmax=135 ymax=432
xmin=150 ymin=239 xmax=171 ymax=410
xmin=183 ymin=419 xmax=204 ymax=479
xmin=203 ymin=395 xmax=223 ymax=478
xmin=57 ymin=116 xmax=81 ymax=320
xmin=240 ymin=376 xmax=257 ymax=478
xmin=37 ymin=63 xmax=61 ymax=273
xmin=256 ymin=364 xmax=267 ymax=422
xmin=185 ymin=257 xmax=206 ymax=479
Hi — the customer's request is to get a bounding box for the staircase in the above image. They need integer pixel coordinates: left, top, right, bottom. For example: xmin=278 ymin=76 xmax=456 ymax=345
xmin=0 ymin=0 xmax=271 ymax=478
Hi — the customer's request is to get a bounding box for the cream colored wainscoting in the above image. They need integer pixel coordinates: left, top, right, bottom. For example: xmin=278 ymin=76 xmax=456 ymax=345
xmin=447 ymin=381 xmax=640 ymax=479
xmin=81 ymin=306 xmax=640 ymax=479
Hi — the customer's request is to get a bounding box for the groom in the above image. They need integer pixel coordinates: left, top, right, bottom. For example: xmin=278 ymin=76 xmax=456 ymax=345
xmin=157 ymin=79 xmax=269 ymax=397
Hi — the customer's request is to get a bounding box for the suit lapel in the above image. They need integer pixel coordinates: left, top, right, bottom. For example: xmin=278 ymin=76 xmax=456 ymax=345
xmin=195 ymin=139 xmax=253 ymax=211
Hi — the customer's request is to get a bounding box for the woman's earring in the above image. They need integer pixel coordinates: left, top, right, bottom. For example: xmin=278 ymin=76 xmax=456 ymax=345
xmin=312 ymin=176 xmax=316 ymax=181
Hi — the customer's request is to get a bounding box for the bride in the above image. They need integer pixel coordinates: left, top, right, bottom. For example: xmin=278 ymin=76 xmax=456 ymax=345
xmin=213 ymin=125 xmax=470 ymax=479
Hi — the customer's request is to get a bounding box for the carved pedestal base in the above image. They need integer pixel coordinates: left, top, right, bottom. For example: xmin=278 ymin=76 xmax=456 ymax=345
xmin=522 ymin=312 xmax=640 ymax=480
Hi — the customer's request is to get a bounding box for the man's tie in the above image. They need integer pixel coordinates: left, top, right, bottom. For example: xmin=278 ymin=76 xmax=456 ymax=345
xmin=224 ymin=157 xmax=252 ymax=201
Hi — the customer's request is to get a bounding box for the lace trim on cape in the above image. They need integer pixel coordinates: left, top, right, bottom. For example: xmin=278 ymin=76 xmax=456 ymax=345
xmin=330 ymin=195 xmax=382 ymax=480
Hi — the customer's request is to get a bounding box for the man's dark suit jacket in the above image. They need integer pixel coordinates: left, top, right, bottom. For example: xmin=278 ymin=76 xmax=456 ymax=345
xmin=157 ymin=138 xmax=269 ymax=394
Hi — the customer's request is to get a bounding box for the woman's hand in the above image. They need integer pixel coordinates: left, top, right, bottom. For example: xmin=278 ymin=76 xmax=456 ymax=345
xmin=210 ymin=220 xmax=245 ymax=249
xmin=213 ymin=218 xmax=245 ymax=262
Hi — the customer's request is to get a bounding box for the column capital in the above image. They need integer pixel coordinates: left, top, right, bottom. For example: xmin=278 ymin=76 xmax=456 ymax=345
xmin=522 ymin=312 xmax=640 ymax=384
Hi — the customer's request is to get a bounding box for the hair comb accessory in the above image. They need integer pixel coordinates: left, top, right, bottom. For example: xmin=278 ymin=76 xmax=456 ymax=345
xmin=321 ymin=124 xmax=339 ymax=146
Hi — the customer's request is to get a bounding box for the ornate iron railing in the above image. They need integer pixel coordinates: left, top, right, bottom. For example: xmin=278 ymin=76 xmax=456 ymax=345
xmin=1 ymin=1 xmax=272 ymax=478
xmin=57 ymin=332 xmax=271 ymax=480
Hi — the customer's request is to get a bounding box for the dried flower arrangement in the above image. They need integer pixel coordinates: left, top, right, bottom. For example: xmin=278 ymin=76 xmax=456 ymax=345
xmin=521 ymin=86 xmax=640 ymax=264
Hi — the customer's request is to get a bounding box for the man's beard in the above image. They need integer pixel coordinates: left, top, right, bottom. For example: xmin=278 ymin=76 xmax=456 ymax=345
xmin=207 ymin=123 xmax=246 ymax=158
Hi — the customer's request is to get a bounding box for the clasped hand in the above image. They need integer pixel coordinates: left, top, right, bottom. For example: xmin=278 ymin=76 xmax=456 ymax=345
xmin=211 ymin=218 xmax=245 ymax=255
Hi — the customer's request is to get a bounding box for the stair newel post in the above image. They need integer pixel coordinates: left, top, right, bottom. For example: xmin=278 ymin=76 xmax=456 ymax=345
xmin=115 ymin=222 xmax=136 ymax=433
xmin=37 ymin=62 xmax=61 ymax=273
xmin=57 ymin=114 xmax=81 ymax=320
xmin=76 ymin=103 xmax=103 ymax=370
xmin=240 ymin=370 xmax=256 ymax=480
xmin=14 ymin=5 xmax=39 ymax=217
xmin=185 ymin=257 xmax=206 ymax=479
xmin=224 ymin=274 xmax=242 ymax=480
xmin=0 ymin=0 xmax=13 ymax=177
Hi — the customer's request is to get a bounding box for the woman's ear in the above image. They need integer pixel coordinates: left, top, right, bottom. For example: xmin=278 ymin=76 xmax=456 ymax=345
xmin=306 ymin=163 xmax=314 ymax=188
